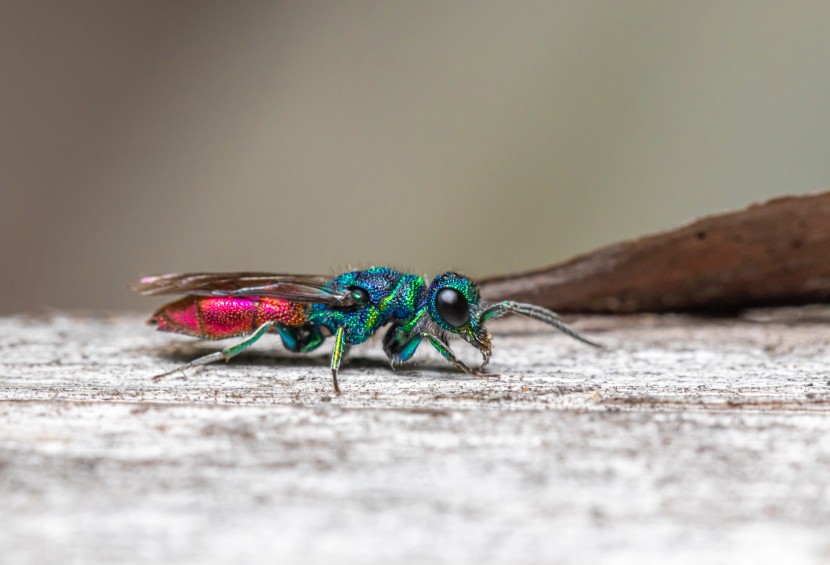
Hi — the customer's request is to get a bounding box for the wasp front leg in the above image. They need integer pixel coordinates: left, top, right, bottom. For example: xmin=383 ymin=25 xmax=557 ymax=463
xmin=383 ymin=321 xmax=487 ymax=377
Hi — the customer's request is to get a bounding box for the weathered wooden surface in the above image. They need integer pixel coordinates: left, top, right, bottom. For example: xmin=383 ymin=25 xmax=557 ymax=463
xmin=481 ymin=191 xmax=830 ymax=313
xmin=1 ymin=312 xmax=830 ymax=564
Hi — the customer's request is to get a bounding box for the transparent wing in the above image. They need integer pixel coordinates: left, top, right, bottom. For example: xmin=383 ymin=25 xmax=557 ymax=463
xmin=131 ymin=272 xmax=354 ymax=306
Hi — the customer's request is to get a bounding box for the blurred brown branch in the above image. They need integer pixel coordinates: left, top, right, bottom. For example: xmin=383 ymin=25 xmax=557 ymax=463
xmin=480 ymin=192 xmax=830 ymax=313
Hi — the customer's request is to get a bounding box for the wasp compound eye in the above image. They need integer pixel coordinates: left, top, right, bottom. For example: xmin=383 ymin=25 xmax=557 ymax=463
xmin=435 ymin=288 xmax=469 ymax=328
xmin=349 ymin=286 xmax=370 ymax=304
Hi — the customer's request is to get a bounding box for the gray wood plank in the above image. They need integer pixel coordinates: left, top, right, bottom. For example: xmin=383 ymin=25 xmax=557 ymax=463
xmin=1 ymin=312 xmax=829 ymax=564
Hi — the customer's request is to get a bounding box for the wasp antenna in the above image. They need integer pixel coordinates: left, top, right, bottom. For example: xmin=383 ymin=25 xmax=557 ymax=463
xmin=481 ymin=301 xmax=603 ymax=349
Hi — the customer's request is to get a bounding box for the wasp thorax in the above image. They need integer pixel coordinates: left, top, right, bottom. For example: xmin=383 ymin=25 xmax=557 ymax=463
xmin=435 ymin=287 xmax=469 ymax=328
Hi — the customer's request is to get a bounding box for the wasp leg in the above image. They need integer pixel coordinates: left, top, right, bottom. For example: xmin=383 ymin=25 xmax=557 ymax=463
xmin=384 ymin=325 xmax=487 ymax=377
xmin=382 ymin=321 xmax=422 ymax=367
xmin=481 ymin=301 xmax=602 ymax=348
xmin=420 ymin=332 xmax=489 ymax=376
xmin=328 ymin=326 xmax=347 ymax=395
xmin=152 ymin=321 xmax=278 ymax=382
xmin=276 ymin=323 xmax=325 ymax=353
xmin=382 ymin=310 xmax=429 ymax=366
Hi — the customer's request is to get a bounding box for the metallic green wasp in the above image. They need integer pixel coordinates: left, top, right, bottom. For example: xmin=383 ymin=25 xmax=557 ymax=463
xmin=133 ymin=267 xmax=600 ymax=393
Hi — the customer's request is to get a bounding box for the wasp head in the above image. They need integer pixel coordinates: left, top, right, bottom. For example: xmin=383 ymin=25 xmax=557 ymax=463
xmin=427 ymin=272 xmax=493 ymax=368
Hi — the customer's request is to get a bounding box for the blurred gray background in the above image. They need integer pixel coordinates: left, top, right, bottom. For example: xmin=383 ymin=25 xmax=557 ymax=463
xmin=2 ymin=1 xmax=829 ymax=314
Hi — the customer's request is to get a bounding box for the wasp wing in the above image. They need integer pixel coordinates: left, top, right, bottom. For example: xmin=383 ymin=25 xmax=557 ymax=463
xmin=131 ymin=272 xmax=354 ymax=306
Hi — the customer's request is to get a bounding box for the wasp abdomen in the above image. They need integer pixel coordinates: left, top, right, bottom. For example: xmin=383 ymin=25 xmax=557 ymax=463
xmin=150 ymin=296 xmax=307 ymax=339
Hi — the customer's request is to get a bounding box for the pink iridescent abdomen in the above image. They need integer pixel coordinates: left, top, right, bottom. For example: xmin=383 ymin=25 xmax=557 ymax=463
xmin=149 ymin=296 xmax=307 ymax=339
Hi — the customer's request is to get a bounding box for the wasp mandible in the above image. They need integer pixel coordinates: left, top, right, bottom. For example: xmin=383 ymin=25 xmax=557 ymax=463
xmin=133 ymin=267 xmax=600 ymax=393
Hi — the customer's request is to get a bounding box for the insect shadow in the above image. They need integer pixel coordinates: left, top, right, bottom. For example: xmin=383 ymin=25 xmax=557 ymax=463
xmin=146 ymin=342 xmax=473 ymax=377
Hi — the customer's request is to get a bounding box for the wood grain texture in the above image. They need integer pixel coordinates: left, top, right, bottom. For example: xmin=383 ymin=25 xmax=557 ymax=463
xmin=480 ymin=192 xmax=830 ymax=313
xmin=1 ymin=312 xmax=829 ymax=564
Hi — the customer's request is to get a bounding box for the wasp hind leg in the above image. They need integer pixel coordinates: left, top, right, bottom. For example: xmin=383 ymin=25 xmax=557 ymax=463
xmin=152 ymin=321 xmax=278 ymax=382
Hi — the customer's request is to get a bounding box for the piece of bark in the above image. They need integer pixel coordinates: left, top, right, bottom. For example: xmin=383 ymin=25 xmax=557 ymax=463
xmin=480 ymin=192 xmax=830 ymax=313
